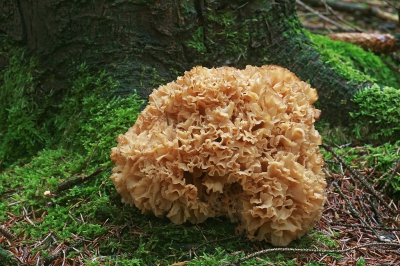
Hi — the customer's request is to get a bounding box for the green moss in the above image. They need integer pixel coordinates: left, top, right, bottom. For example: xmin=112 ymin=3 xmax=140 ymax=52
xmin=205 ymin=10 xmax=250 ymax=59
xmin=185 ymin=8 xmax=252 ymax=62
xmin=307 ymin=33 xmax=374 ymax=84
xmin=0 ymin=43 xmax=145 ymax=170
xmin=186 ymin=26 xmax=207 ymax=54
xmin=0 ymin=42 xmax=51 ymax=167
xmin=3 ymin=20 xmax=398 ymax=264
xmin=307 ymin=32 xmax=399 ymax=87
xmin=350 ymin=84 xmax=400 ymax=143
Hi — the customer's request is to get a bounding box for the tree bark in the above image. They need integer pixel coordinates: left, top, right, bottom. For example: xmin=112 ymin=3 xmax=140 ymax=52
xmin=0 ymin=0 xmax=365 ymax=125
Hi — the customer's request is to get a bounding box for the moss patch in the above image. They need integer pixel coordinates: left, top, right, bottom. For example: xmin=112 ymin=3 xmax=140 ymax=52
xmin=350 ymin=84 xmax=400 ymax=143
xmin=307 ymin=32 xmax=400 ymax=87
xmin=0 ymin=42 xmax=50 ymax=167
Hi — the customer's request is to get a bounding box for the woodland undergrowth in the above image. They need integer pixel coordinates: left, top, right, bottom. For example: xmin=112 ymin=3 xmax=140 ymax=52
xmin=1 ymin=3 xmax=400 ymax=263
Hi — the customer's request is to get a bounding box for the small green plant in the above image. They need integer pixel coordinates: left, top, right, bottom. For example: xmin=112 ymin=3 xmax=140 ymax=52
xmin=312 ymin=231 xmax=339 ymax=248
xmin=356 ymin=256 xmax=366 ymax=266
xmin=205 ymin=10 xmax=250 ymax=60
xmin=350 ymin=84 xmax=400 ymax=143
xmin=186 ymin=26 xmax=207 ymax=54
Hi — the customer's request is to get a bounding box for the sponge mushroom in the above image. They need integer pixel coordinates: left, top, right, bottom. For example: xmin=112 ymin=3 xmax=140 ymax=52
xmin=110 ymin=65 xmax=326 ymax=246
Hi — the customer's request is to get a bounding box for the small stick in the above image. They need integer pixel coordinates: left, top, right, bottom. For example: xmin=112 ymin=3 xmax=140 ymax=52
xmin=320 ymin=0 xmax=364 ymax=32
xmin=382 ymin=159 xmax=400 ymax=193
xmin=365 ymin=194 xmax=383 ymax=224
xmin=356 ymin=195 xmax=373 ymax=226
xmin=366 ymin=157 xmax=377 ymax=181
xmin=356 ymin=195 xmax=381 ymax=240
xmin=44 ymin=239 xmax=84 ymax=264
xmin=296 ymin=0 xmax=348 ymax=31
xmin=166 ymin=112 xmax=170 ymax=126
xmin=56 ymin=167 xmax=103 ymax=193
xmin=330 ymin=222 xmax=400 ymax=232
xmin=227 ymin=242 xmax=400 ymax=266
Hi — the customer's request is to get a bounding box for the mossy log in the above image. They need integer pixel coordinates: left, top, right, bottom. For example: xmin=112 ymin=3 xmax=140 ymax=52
xmin=0 ymin=0 xmax=371 ymax=125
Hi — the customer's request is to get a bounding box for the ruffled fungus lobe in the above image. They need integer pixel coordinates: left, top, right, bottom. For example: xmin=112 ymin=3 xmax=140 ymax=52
xmin=111 ymin=65 xmax=326 ymax=246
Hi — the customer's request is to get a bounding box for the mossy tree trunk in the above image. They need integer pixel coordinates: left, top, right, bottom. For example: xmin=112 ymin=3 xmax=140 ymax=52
xmin=0 ymin=0 xmax=364 ymax=125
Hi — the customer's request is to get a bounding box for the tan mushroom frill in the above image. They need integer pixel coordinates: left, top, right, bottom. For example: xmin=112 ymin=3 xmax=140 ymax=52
xmin=111 ymin=65 xmax=326 ymax=246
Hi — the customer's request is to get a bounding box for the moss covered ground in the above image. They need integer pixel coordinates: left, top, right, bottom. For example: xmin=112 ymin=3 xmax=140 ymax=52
xmin=1 ymin=17 xmax=400 ymax=265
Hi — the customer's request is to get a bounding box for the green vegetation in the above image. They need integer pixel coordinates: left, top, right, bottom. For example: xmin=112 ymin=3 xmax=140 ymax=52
xmin=186 ymin=7 xmax=252 ymax=62
xmin=350 ymin=84 xmax=400 ymax=143
xmin=0 ymin=41 xmax=145 ymax=170
xmin=308 ymin=32 xmax=400 ymax=146
xmin=307 ymin=32 xmax=400 ymax=87
xmin=0 ymin=148 xmax=340 ymax=264
xmin=356 ymin=257 xmax=366 ymax=266
xmin=0 ymin=44 xmax=49 ymax=167
xmin=0 ymin=41 xmax=344 ymax=265
xmin=205 ymin=10 xmax=251 ymax=59
xmin=1 ymin=24 xmax=400 ymax=265
xmin=321 ymin=140 xmax=400 ymax=198
xmin=317 ymin=83 xmax=400 ymax=146
xmin=186 ymin=26 xmax=207 ymax=54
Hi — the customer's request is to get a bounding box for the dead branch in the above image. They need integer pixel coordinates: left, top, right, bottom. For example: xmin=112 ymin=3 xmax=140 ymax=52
xmin=301 ymin=0 xmax=399 ymax=24
xmin=56 ymin=167 xmax=103 ymax=194
xmin=331 ymin=222 xmax=400 ymax=232
xmin=296 ymin=0 xmax=349 ymax=31
xmin=320 ymin=0 xmax=364 ymax=32
xmin=227 ymin=242 xmax=400 ymax=266
xmin=382 ymin=159 xmax=400 ymax=193
xmin=365 ymin=194 xmax=383 ymax=224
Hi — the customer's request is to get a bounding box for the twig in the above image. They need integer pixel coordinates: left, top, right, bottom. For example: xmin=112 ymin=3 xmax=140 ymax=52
xmin=382 ymin=159 xmax=400 ymax=193
xmin=23 ymin=206 xmax=35 ymax=226
xmin=166 ymin=112 xmax=170 ymax=126
xmin=356 ymin=195 xmax=381 ymax=240
xmin=321 ymin=143 xmax=397 ymax=216
xmin=381 ymin=57 xmax=400 ymax=74
xmin=320 ymin=0 xmax=364 ymax=32
xmin=366 ymin=157 xmax=377 ymax=181
xmin=356 ymin=195 xmax=373 ymax=226
xmin=227 ymin=242 xmax=400 ymax=265
xmin=364 ymin=194 xmax=383 ymax=224
xmin=43 ymin=239 xmax=84 ymax=265
xmin=330 ymin=222 xmax=400 ymax=232
xmin=7 ymin=200 xmax=24 ymax=207
xmin=296 ymin=0 xmax=349 ymax=31
xmin=56 ymin=167 xmax=103 ymax=193
xmin=301 ymin=0 xmax=399 ymax=23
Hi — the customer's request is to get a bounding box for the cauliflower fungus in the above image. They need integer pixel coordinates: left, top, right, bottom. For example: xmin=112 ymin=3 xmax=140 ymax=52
xmin=111 ymin=65 xmax=326 ymax=246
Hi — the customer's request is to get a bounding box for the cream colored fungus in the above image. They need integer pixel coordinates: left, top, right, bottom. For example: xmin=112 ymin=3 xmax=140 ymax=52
xmin=111 ymin=65 xmax=326 ymax=246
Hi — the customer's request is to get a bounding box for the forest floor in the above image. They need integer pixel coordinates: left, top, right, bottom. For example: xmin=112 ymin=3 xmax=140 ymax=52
xmin=1 ymin=0 xmax=400 ymax=265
